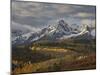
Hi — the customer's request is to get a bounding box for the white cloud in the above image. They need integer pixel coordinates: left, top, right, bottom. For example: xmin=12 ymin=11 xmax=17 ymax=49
xmin=71 ymin=12 xmax=95 ymax=18
xmin=81 ymin=19 xmax=95 ymax=27
xmin=91 ymin=29 xmax=95 ymax=37
xmin=11 ymin=21 xmax=41 ymax=32
xmin=52 ymin=4 xmax=74 ymax=13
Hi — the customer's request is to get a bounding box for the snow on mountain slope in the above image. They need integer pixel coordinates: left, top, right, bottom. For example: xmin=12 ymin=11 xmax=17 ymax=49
xmin=12 ymin=19 xmax=93 ymax=45
xmin=60 ymin=25 xmax=89 ymax=39
xmin=12 ymin=32 xmax=41 ymax=45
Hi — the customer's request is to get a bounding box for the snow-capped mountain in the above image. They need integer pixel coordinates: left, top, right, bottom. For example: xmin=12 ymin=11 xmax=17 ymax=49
xmin=12 ymin=19 xmax=94 ymax=45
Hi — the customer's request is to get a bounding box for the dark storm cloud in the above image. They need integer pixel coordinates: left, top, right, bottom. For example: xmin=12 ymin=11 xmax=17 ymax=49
xmin=11 ymin=1 xmax=96 ymax=29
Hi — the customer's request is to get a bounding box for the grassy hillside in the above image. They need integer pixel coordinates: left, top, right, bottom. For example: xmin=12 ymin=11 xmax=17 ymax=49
xmin=12 ymin=39 xmax=96 ymax=74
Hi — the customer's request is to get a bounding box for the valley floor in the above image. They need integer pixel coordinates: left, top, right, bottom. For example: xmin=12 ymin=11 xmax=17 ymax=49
xmin=12 ymin=42 xmax=96 ymax=74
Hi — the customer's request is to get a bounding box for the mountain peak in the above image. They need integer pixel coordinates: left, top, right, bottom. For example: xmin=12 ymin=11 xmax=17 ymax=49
xmin=58 ymin=19 xmax=65 ymax=24
xmin=58 ymin=19 xmax=68 ymax=26
xmin=56 ymin=19 xmax=71 ymax=33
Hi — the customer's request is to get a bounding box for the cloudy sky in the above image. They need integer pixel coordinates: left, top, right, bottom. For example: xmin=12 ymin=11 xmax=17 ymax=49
xmin=11 ymin=1 xmax=96 ymax=32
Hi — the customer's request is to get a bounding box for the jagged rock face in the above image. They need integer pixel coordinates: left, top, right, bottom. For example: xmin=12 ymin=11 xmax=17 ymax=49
xmin=57 ymin=20 xmax=71 ymax=32
xmin=54 ymin=20 xmax=72 ymax=36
